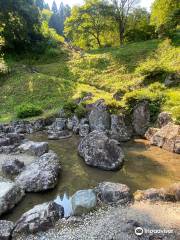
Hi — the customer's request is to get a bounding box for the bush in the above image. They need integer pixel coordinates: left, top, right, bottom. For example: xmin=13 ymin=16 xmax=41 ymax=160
xmin=16 ymin=103 xmax=43 ymax=119
xmin=122 ymin=83 xmax=167 ymax=122
xmin=136 ymin=39 xmax=180 ymax=83
xmin=74 ymin=104 xmax=87 ymax=118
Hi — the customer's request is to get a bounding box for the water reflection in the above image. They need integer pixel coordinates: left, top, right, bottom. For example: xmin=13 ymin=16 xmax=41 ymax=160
xmin=54 ymin=193 xmax=72 ymax=217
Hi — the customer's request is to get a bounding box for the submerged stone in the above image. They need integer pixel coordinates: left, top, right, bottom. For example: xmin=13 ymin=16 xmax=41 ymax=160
xmin=71 ymin=189 xmax=97 ymax=215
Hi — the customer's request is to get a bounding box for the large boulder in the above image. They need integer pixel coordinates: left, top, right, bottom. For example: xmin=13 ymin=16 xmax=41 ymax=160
xmin=151 ymin=123 xmax=180 ymax=153
xmin=13 ymin=201 xmax=64 ymax=236
xmin=71 ymin=189 xmax=97 ymax=215
xmin=110 ymin=114 xmax=132 ymax=142
xmin=2 ymin=159 xmax=24 ymax=177
xmin=0 ymin=220 xmax=14 ymax=240
xmin=95 ymin=182 xmax=131 ymax=204
xmin=157 ymin=112 xmax=172 ymax=128
xmin=89 ymin=109 xmax=111 ymax=131
xmin=145 ymin=127 xmax=159 ymax=141
xmin=16 ymin=151 xmax=61 ymax=192
xmin=132 ymin=101 xmax=150 ymax=136
xmin=78 ymin=131 xmax=124 ymax=170
xmin=18 ymin=141 xmax=49 ymax=157
xmin=0 ymin=177 xmax=25 ymax=216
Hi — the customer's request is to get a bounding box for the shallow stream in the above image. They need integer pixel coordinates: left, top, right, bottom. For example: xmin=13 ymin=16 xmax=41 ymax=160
xmin=1 ymin=133 xmax=180 ymax=222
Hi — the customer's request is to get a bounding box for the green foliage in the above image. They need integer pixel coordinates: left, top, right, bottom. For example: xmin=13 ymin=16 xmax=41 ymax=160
xmin=16 ymin=103 xmax=43 ymax=119
xmin=122 ymin=83 xmax=167 ymax=121
xmin=136 ymin=39 xmax=180 ymax=83
xmin=0 ymin=0 xmax=42 ymax=51
xmin=0 ymin=57 xmax=8 ymax=76
xmin=125 ymin=8 xmax=156 ymax=42
xmin=151 ymin=0 xmax=180 ymax=36
xmin=74 ymin=104 xmax=87 ymax=118
xmin=49 ymin=2 xmax=71 ymax=36
xmin=65 ymin=0 xmax=112 ymax=48
xmin=63 ymin=101 xmax=87 ymax=118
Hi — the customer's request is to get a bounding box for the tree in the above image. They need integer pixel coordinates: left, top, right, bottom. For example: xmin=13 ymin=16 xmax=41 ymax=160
xmin=0 ymin=0 xmax=42 ymax=51
xmin=52 ymin=0 xmax=58 ymax=14
xmin=105 ymin=0 xmax=139 ymax=45
xmin=151 ymin=0 xmax=180 ymax=36
xmin=65 ymin=0 xmax=108 ymax=48
xmin=125 ymin=8 xmax=155 ymax=41
xmin=49 ymin=1 xmax=71 ymax=35
xmin=35 ymin=0 xmax=45 ymax=10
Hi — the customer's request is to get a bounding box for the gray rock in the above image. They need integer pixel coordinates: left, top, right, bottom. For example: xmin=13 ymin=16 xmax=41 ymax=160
xmin=49 ymin=118 xmax=67 ymax=132
xmin=48 ymin=130 xmax=72 ymax=140
xmin=157 ymin=112 xmax=172 ymax=128
xmin=95 ymin=182 xmax=131 ymax=204
xmin=110 ymin=114 xmax=132 ymax=142
xmin=18 ymin=141 xmax=49 ymax=157
xmin=67 ymin=115 xmax=79 ymax=130
xmin=89 ymin=109 xmax=111 ymax=131
xmin=0 ymin=220 xmax=14 ymax=240
xmin=16 ymin=151 xmax=61 ymax=192
xmin=151 ymin=123 xmax=180 ymax=153
xmin=134 ymin=188 xmax=165 ymax=201
xmin=0 ymin=177 xmax=25 ymax=216
xmin=78 ymin=131 xmax=124 ymax=170
xmin=145 ymin=127 xmax=159 ymax=141
xmin=132 ymin=101 xmax=150 ymax=136
xmin=2 ymin=159 xmax=24 ymax=177
xmin=71 ymin=189 xmax=97 ymax=215
xmin=79 ymin=124 xmax=90 ymax=137
xmin=13 ymin=201 xmax=64 ymax=235
xmin=174 ymin=136 xmax=180 ymax=154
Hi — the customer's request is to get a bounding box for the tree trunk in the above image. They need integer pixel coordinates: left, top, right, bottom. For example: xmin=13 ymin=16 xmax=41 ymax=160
xmin=96 ymin=35 xmax=101 ymax=48
xmin=119 ymin=21 xmax=125 ymax=46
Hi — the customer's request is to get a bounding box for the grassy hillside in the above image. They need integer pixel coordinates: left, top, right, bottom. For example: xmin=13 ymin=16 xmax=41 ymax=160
xmin=0 ymin=39 xmax=179 ymax=123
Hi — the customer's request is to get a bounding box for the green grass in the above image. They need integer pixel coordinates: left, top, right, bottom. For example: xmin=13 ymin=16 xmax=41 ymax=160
xmin=0 ymin=39 xmax=179 ymax=123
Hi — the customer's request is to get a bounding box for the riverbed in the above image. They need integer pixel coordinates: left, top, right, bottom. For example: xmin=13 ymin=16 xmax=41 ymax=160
xmin=1 ymin=132 xmax=180 ymax=222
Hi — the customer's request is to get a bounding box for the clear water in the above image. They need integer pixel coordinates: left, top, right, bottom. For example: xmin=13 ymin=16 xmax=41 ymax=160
xmin=2 ymin=133 xmax=180 ymax=222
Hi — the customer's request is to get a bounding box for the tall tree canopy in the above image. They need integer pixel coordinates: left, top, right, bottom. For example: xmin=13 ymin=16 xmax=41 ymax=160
xmin=65 ymin=0 xmax=109 ymax=48
xmin=107 ymin=0 xmax=140 ymax=45
xmin=0 ymin=0 xmax=42 ymax=51
xmin=49 ymin=1 xmax=71 ymax=35
xmin=151 ymin=0 xmax=180 ymax=36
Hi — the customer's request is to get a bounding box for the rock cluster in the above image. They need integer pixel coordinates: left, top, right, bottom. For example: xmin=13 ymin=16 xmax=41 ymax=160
xmin=145 ymin=122 xmax=180 ymax=153
xmin=134 ymin=183 xmax=180 ymax=202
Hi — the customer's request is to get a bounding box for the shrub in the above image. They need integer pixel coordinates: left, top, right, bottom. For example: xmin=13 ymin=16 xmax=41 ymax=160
xmin=122 ymin=83 xmax=167 ymax=122
xmin=74 ymin=104 xmax=87 ymax=118
xmin=16 ymin=103 xmax=43 ymax=119
xmin=136 ymin=39 xmax=180 ymax=83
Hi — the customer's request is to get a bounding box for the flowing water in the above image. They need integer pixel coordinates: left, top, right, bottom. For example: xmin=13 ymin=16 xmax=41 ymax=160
xmin=1 ymin=132 xmax=180 ymax=222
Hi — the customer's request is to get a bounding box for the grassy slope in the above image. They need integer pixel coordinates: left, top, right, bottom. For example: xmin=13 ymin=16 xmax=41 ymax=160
xmin=0 ymin=39 xmax=179 ymax=123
